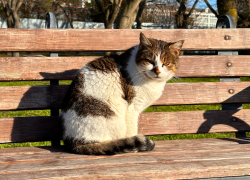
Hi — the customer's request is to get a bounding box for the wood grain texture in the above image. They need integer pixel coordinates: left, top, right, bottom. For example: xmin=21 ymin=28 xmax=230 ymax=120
xmin=0 ymin=85 xmax=68 ymax=110
xmin=1 ymin=55 xmax=250 ymax=81
xmin=1 ymin=110 xmax=250 ymax=143
xmin=0 ymin=117 xmax=61 ymax=143
xmin=177 ymin=55 xmax=250 ymax=77
xmin=0 ymin=29 xmax=250 ymax=51
xmin=0 ymin=57 xmax=96 ymax=81
xmin=154 ymin=81 xmax=250 ymax=105
xmin=1 ymin=81 xmax=250 ymax=110
xmin=139 ymin=110 xmax=250 ymax=135
xmin=0 ymin=138 xmax=250 ymax=179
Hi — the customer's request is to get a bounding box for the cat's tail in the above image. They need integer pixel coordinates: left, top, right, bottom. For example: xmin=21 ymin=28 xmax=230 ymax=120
xmin=64 ymin=134 xmax=155 ymax=155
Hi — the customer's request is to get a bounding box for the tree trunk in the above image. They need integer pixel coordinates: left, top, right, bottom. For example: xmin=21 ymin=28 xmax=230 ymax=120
xmin=175 ymin=0 xmax=186 ymax=28
xmin=217 ymin=0 xmax=237 ymax=26
xmin=7 ymin=15 xmax=13 ymax=28
xmin=12 ymin=10 xmax=21 ymax=28
xmin=175 ymin=0 xmax=199 ymax=29
xmin=1 ymin=0 xmax=13 ymax=28
xmin=116 ymin=0 xmax=141 ymax=29
xmin=136 ymin=0 xmax=147 ymax=29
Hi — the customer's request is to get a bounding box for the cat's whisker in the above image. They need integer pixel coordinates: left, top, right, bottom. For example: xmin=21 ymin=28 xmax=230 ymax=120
xmin=171 ymin=76 xmax=183 ymax=83
xmin=173 ymin=76 xmax=182 ymax=82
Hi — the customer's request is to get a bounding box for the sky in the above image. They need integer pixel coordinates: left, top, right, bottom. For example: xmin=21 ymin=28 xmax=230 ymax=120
xmin=196 ymin=0 xmax=217 ymax=10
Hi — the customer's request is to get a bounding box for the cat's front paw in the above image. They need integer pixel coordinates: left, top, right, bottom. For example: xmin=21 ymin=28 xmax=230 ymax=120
xmin=136 ymin=134 xmax=155 ymax=152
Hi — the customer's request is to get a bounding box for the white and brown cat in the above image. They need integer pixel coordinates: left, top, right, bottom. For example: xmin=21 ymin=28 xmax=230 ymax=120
xmin=60 ymin=32 xmax=184 ymax=155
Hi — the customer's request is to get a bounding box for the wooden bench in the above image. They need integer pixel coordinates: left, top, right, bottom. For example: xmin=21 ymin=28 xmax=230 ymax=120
xmin=1 ymin=27 xmax=250 ymax=179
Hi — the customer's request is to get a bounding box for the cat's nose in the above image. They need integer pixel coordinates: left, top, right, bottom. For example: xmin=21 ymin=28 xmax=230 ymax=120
xmin=151 ymin=66 xmax=161 ymax=76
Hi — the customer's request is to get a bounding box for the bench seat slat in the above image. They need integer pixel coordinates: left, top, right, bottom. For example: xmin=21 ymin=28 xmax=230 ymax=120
xmin=1 ymin=29 xmax=250 ymax=51
xmin=1 ymin=110 xmax=250 ymax=143
xmin=0 ymin=139 xmax=250 ymax=179
xmin=1 ymin=55 xmax=250 ymax=81
xmin=1 ymin=82 xmax=250 ymax=110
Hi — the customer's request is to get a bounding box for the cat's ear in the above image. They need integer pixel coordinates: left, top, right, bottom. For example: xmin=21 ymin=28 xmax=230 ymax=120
xmin=169 ymin=40 xmax=185 ymax=56
xmin=140 ymin=32 xmax=152 ymax=48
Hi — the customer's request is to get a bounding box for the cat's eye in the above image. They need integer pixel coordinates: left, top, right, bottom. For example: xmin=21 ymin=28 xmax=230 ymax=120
xmin=145 ymin=59 xmax=155 ymax=66
xmin=162 ymin=62 xmax=170 ymax=67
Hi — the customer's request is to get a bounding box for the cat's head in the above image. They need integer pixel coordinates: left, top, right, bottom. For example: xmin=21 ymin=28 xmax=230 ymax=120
xmin=136 ymin=32 xmax=184 ymax=81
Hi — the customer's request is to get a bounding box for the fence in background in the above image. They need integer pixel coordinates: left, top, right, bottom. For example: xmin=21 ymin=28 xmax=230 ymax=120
xmin=0 ymin=18 xmax=215 ymax=29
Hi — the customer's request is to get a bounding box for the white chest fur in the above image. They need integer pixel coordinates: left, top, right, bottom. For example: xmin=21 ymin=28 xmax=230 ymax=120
xmin=126 ymin=46 xmax=169 ymax=112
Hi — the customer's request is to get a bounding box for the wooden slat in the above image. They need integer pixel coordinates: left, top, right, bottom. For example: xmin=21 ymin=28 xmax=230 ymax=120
xmin=0 ymin=139 xmax=250 ymax=179
xmin=0 ymin=57 xmax=95 ymax=81
xmin=0 ymin=117 xmax=61 ymax=143
xmin=177 ymin=55 xmax=250 ymax=77
xmin=1 ymin=55 xmax=250 ymax=81
xmin=0 ymin=29 xmax=250 ymax=51
xmin=0 ymin=85 xmax=68 ymax=110
xmin=154 ymin=81 xmax=250 ymax=105
xmin=139 ymin=110 xmax=250 ymax=135
xmin=1 ymin=82 xmax=250 ymax=110
xmin=1 ymin=110 xmax=250 ymax=143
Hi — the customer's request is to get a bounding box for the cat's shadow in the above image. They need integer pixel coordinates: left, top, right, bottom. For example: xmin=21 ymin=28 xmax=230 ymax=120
xmin=199 ymin=86 xmax=250 ymax=143
xmin=10 ymin=69 xmax=79 ymax=146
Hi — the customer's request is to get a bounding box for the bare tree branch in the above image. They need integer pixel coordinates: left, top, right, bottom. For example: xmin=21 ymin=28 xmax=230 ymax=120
xmin=94 ymin=0 xmax=105 ymax=14
xmin=204 ymin=0 xmax=219 ymax=18
xmin=1 ymin=0 xmax=5 ymax=8
xmin=108 ymin=0 xmax=122 ymax=26
xmin=16 ymin=0 xmax=24 ymax=11
xmin=136 ymin=0 xmax=148 ymax=29
xmin=187 ymin=0 xmax=199 ymax=17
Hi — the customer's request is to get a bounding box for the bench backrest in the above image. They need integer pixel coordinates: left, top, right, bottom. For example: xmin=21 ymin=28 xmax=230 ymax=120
xmin=1 ymin=28 xmax=250 ymax=144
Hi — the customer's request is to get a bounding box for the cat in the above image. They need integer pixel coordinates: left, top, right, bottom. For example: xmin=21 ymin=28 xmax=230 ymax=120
xmin=60 ymin=32 xmax=184 ymax=155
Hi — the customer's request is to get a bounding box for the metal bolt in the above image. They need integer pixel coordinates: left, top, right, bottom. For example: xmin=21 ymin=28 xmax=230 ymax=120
xmin=224 ymin=35 xmax=231 ymax=40
xmin=228 ymin=89 xmax=234 ymax=94
xmin=232 ymin=117 xmax=237 ymax=122
xmin=227 ymin=62 xmax=232 ymax=67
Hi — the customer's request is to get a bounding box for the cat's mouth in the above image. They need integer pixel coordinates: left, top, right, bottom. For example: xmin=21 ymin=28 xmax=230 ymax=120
xmin=144 ymin=72 xmax=160 ymax=79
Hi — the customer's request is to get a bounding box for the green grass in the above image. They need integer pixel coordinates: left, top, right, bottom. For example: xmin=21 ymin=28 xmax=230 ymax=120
xmin=0 ymin=142 xmax=51 ymax=148
xmin=0 ymin=74 xmax=249 ymax=148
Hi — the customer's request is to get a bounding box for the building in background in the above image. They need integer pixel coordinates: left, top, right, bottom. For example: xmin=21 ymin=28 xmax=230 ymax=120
xmin=191 ymin=8 xmax=218 ymax=28
xmin=144 ymin=3 xmax=218 ymax=29
xmin=0 ymin=0 xmax=217 ymax=29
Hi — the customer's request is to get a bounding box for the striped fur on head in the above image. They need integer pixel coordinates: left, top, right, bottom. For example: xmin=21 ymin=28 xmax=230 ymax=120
xmin=136 ymin=32 xmax=184 ymax=79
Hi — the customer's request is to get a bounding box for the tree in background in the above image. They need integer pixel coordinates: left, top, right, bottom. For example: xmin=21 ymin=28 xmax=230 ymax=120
xmin=136 ymin=0 xmax=148 ymax=29
xmin=237 ymin=0 xmax=250 ymax=28
xmin=94 ymin=0 xmax=123 ymax=29
xmin=1 ymin=0 xmax=24 ymax=28
xmin=204 ymin=0 xmax=238 ymax=27
xmin=175 ymin=0 xmax=199 ymax=28
xmin=54 ymin=0 xmax=82 ymax=28
xmin=75 ymin=0 xmax=93 ymax=22
xmin=142 ymin=0 xmax=178 ymax=26
xmin=21 ymin=0 xmax=58 ymax=19
xmin=93 ymin=0 xmax=148 ymax=29
xmin=217 ymin=0 xmax=237 ymax=26
xmin=115 ymin=0 xmax=143 ymax=29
